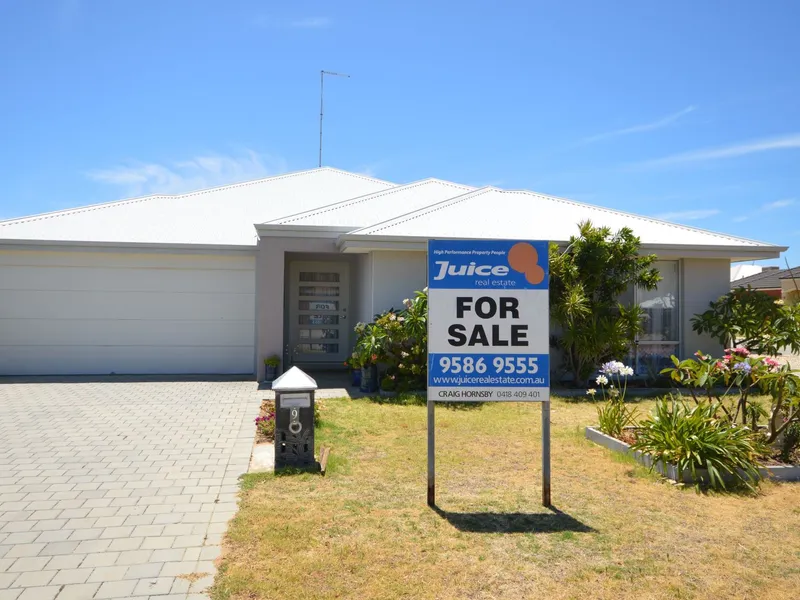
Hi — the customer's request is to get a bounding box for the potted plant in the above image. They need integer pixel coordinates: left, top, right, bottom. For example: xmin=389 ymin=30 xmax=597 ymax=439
xmin=345 ymin=353 xmax=362 ymax=387
xmin=354 ymin=323 xmax=383 ymax=393
xmin=263 ymin=354 xmax=281 ymax=382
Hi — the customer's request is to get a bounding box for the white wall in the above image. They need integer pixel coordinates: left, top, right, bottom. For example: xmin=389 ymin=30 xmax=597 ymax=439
xmin=681 ymin=258 xmax=731 ymax=356
xmin=370 ymin=251 xmax=427 ymax=315
xmin=353 ymin=253 xmax=374 ymax=324
xmin=0 ymin=249 xmax=256 ymax=375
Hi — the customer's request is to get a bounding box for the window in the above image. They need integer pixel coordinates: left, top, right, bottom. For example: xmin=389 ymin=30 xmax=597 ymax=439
xmin=630 ymin=261 xmax=680 ymax=376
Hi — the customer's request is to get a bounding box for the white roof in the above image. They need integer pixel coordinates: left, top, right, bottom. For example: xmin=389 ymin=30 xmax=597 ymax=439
xmin=262 ymin=179 xmax=472 ymax=230
xmin=0 ymin=168 xmax=393 ymax=247
xmin=341 ymin=187 xmax=780 ymax=254
xmin=0 ymin=167 xmax=785 ymax=259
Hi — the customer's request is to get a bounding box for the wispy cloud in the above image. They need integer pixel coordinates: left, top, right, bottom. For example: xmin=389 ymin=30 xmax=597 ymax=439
xmin=255 ymin=16 xmax=332 ymax=29
xmin=732 ymin=216 xmax=749 ymax=223
xmin=655 ymin=209 xmax=721 ymax=222
xmin=763 ymin=198 xmax=795 ymax=210
xmin=580 ymin=106 xmax=696 ymax=145
xmin=87 ymin=150 xmax=288 ymax=197
xmin=636 ymin=133 xmax=800 ymax=169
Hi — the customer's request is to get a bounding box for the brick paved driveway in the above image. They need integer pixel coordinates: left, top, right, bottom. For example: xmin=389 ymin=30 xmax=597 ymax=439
xmin=0 ymin=379 xmax=261 ymax=600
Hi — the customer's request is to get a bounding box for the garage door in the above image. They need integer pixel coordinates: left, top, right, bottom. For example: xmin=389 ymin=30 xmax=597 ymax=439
xmin=0 ymin=249 xmax=256 ymax=375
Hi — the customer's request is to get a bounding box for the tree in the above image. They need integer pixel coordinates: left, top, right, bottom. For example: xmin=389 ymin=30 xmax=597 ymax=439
xmin=549 ymin=221 xmax=661 ymax=386
xmin=691 ymin=288 xmax=800 ymax=356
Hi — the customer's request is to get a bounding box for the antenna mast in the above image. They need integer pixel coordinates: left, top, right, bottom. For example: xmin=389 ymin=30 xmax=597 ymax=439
xmin=319 ymin=70 xmax=351 ymax=167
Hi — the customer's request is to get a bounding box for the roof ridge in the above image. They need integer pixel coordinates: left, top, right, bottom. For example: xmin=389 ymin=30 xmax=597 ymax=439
xmin=0 ymin=167 xmax=391 ymax=229
xmin=495 ymin=188 xmax=774 ymax=247
xmin=349 ymin=187 xmax=496 ymax=235
xmin=267 ymin=178 xmax=472 ymax=225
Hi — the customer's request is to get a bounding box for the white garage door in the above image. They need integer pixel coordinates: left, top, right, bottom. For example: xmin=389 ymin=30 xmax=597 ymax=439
xmin=0 ymin=249 xmax=256 ymax=375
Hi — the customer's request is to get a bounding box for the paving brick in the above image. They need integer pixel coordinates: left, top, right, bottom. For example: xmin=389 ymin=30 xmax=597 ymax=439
xmin=17 ymin=587 xmax=60 ymax=600
xmin=54 ymin=583 xmax=101 ymax=600
xmin=73 ymin=539 xmax=113 ymax=554
xmin=0 ymin=573 xmax=20 ymax=589
xmin=40 ymin=541 xmax=80 ymax=556
xmin=81 ymin=552 xmax=119 ymax=568
xmin=3 ymin=544 xmax=44 ymax=559
xmin=107 ymin=538 xmax=142 ymax=552
xmin=11 ymin=569 xmax=56 ymax=587
xmin=123 ymin=562 xmax=162 ymax=580
xmin=114 ymin=549 xmax=153 ymax=566
xmin=44 ymin=553 xmax=85 ymax=570
xmin=93 ymin=579 xmax=137 ymax=599
xmin=87 ymin=565 xmax=128 ymax=583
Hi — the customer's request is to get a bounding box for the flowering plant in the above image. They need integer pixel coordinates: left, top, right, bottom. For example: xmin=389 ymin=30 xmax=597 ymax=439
xmin=588 ymin=360 xmax=635 ymax=403
xmin=255 ymin=412 xmax=275 ymax=440
xmin=588 ymin=360 xmax=639 ymax=437
xmin=662 ymin=350 xmax=800 ymax=447
xmin=351 ymin=289 xmax=428 ymax=391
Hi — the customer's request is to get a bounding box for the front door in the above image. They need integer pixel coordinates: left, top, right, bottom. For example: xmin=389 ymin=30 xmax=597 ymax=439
xmin=288 ymin=261 xmax=350 ymax=366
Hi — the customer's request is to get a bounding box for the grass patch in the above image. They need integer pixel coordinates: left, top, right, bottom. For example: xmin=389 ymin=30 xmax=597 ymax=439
xmin=211 ymin=397 xmax=800 ymax=600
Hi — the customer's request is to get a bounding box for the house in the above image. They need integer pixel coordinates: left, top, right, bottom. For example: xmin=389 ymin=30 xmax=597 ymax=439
xmin=0 ymin=167 xmax=787 ymax=378
xmin=732 ymin=266 xmax=800 ymax=301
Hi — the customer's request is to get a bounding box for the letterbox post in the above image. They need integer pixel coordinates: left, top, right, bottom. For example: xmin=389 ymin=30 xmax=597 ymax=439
xmin=271 ymin=366 xmax=319 ymax=472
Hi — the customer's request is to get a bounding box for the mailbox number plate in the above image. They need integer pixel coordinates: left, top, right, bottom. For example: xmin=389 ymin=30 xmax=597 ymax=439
xmin=281 ymin=393 xmax=311 ymax=408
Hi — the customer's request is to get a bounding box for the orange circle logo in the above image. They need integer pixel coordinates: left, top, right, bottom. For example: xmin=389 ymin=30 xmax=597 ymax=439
xmin=508 ymin=242 xmax=545 ymax=285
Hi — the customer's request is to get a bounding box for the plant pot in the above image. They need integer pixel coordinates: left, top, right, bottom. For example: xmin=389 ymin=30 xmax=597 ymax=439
xmin=351 ymin=369 xmax=362 ymax=387
xmin=360 ymin=364 xmax=378 ymax=393
xmin=265 ymin=365 xmax=278 ymax=382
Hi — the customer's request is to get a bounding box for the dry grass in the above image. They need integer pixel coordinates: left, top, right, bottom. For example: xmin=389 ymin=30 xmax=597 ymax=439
xmin=211 ymin=396 xmax=800 ymax=600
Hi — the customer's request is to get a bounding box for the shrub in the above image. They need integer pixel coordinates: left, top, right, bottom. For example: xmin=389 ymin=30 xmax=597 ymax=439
xmin=780 ymin=420 xmax=800 ymax=463
xmin=631 ymin=398 xmax=764 ymax=491
xmin=691 ymin=288 xmax=800 ymax=356
xmin=352 ymin=289 xmax=428 ymax=390
xmin=255 ymin=413 xmax=275 ymax=440
xmin=662 ymin=351 xmax=800 ymax=444
xmin=549 ymin=221 xmax=660 ymax=386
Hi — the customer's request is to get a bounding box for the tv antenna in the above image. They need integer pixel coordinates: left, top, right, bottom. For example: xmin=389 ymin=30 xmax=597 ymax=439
xmin=319 ymin=70 xmax=350 ymax=167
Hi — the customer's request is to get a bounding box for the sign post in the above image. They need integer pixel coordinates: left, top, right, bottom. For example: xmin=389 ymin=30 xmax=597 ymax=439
xmin=427 ymin=239 xmax=550 ymax=507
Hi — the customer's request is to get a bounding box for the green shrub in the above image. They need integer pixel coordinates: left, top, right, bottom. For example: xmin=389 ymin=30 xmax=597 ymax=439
xmin=631 ymin=398 xmax=764 ymax=491
xmin=597 ymin=401 xmax=638 ymax=438
xmin=780 ymin=420 xmax=800 ymax=463
xmin=691 ymin=288 xmax=800 ymax=356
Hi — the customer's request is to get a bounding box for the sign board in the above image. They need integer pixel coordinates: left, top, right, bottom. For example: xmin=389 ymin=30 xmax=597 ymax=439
xmin=427 ymin=239 xmax=550 ymax=402
xmin=280 ymin=393 xmax=311 ymax=408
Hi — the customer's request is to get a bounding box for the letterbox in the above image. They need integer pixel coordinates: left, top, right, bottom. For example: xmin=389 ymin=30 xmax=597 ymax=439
xmin=271 ymin=366 xmax=318 ymax=471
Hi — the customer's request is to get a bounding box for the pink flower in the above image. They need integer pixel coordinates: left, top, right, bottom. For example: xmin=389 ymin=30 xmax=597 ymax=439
xmin=725 ymin=347 xmax=750 ymax=357
xmin=764 ymin=357 xmax=781 ymax=371
xmin=714 ymin=361 xmax=728 ymax=371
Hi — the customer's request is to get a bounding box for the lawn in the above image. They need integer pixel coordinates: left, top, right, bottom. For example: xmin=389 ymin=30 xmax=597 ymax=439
xmin=211 ymin=396 xmax=800 ymax=600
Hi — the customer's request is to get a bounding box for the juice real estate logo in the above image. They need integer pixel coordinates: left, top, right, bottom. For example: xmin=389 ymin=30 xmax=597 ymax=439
xmin=427 ymin=239 xmax=550 ymax=401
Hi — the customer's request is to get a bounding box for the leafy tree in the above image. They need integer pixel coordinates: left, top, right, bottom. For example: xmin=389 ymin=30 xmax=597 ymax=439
xmin=549 ymin=221 xmax=661 ymax=386
xmin=691 ymin=288 xmax=800 ymax=356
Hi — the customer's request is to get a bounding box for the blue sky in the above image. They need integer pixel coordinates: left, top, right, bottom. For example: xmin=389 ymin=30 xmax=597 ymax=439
xmin=1 ymin=0 xmax=799 ymax=265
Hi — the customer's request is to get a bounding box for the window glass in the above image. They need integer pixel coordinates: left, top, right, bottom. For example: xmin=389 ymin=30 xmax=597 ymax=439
xmin=639 ymin=261 xmax=679 ymax=342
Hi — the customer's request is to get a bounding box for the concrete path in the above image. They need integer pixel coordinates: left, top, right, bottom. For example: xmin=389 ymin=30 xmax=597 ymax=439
xmin=0 ymin=379 xmax=261 ymax=600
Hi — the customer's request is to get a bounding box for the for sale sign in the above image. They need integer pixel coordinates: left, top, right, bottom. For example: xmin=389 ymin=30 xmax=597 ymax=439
xmin=427 ymin=239 xmax=550 ymax=402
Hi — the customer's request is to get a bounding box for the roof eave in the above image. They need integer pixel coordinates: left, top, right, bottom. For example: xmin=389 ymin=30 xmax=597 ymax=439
xmin=256 ymin=224 xmax=356 ymax=239
xmin=0 ymin=238 xmax=257 ymax=255
xmin=338 ymin=234 xmax=787 ymax=260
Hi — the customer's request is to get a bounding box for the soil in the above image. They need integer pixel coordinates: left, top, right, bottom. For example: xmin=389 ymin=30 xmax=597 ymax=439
xmin=255 ymin=399 xmax=275 ymax=444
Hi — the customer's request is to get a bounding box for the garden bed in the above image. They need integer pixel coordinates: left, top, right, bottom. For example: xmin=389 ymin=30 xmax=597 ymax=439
xmin=585 ymin=426 xmax=800 ymax=483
